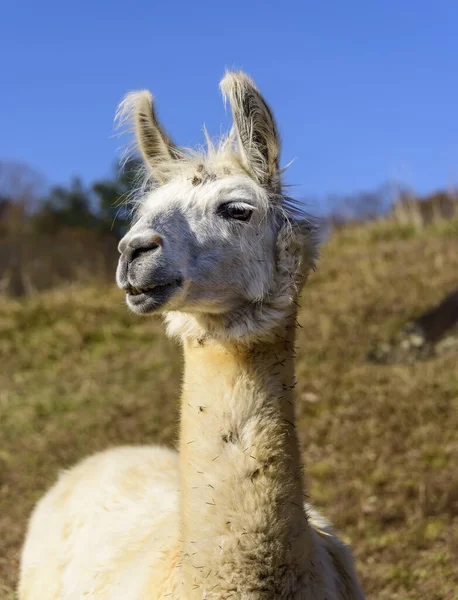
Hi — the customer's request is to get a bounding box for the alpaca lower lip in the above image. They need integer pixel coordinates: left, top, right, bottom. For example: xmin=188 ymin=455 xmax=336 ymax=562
xmin=125 ymin=280 xmax=182 ymax=313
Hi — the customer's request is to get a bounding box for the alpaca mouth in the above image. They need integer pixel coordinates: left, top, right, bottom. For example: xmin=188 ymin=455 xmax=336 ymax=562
xmin=125 ymin=279 xmax=182 ymax=313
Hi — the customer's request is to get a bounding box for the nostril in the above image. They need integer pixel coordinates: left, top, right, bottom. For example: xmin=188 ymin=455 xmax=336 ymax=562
xmin=131 ymin=245 xmax=158 ymax=261
xmin=122 ymin=233 xmax=164 ymax=262
xmin=130 ymin=235 xmax=163 ymax=262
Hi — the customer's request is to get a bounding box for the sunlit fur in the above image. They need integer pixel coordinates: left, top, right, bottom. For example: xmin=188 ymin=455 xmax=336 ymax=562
xmin=19 ymin=72 xmax=365 ymax=599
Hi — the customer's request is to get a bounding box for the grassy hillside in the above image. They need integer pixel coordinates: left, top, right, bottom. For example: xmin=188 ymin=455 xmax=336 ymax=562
xmin=1 ymin=217 xmax=457 ymax=599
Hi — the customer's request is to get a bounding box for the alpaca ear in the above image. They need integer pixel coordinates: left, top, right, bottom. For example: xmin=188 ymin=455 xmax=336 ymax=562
xmin=220 ymin=71 xmax=281 ymax=190
xmin=116 ymin=91 xmax=181 ymax=183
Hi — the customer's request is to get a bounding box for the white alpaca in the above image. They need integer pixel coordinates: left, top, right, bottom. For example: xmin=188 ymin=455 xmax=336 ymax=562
xmin=19 ymin=72 xmax=365 ymax=599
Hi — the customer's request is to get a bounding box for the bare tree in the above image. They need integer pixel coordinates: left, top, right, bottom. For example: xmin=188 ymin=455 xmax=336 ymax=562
xmin=0 ymin=161 xmax=46 ymax=295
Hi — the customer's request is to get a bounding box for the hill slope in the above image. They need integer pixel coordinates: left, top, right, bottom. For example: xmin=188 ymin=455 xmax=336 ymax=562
xmin=1 ymin=218 xmax=457 ymax=599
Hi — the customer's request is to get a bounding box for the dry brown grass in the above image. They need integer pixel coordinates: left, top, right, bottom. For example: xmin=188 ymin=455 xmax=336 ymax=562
xmin=1 ymin=216 xmax=457 ymax=599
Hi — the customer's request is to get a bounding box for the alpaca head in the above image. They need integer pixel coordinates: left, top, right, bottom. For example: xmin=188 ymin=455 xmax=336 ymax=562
xmin=116 ymin=72 xmax=318 ymax=343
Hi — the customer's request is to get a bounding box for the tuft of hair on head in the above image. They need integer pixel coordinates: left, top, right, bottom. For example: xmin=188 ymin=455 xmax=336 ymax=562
xmin=220 ymin=71 xmax=281 ymax=192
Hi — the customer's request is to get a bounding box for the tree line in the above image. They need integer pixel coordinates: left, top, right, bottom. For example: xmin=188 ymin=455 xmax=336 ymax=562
xmin=0 ymin=159 xmax=140 ymax=295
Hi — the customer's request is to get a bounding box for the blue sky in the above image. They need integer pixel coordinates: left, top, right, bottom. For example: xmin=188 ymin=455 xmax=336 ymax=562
xmin=2 ymin=0 xmax=458 ymax=208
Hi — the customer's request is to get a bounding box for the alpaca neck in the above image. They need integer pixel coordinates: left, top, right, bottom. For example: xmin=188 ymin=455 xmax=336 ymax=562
xmin=178 ymin=315 xmax=313 ymax=596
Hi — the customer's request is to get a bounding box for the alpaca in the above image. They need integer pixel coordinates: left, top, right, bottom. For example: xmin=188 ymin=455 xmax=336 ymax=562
xmin=19 ymin=72 xmax=365 ymax=600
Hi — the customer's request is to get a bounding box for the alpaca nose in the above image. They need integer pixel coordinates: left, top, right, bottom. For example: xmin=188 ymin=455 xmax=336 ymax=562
xmin=118 ymin=233 xmax=164 ymax=263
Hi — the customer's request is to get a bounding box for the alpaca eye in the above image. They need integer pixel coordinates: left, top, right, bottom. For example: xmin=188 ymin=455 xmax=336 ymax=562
xmin=218 ymin=203 xmax=253 ymax=222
